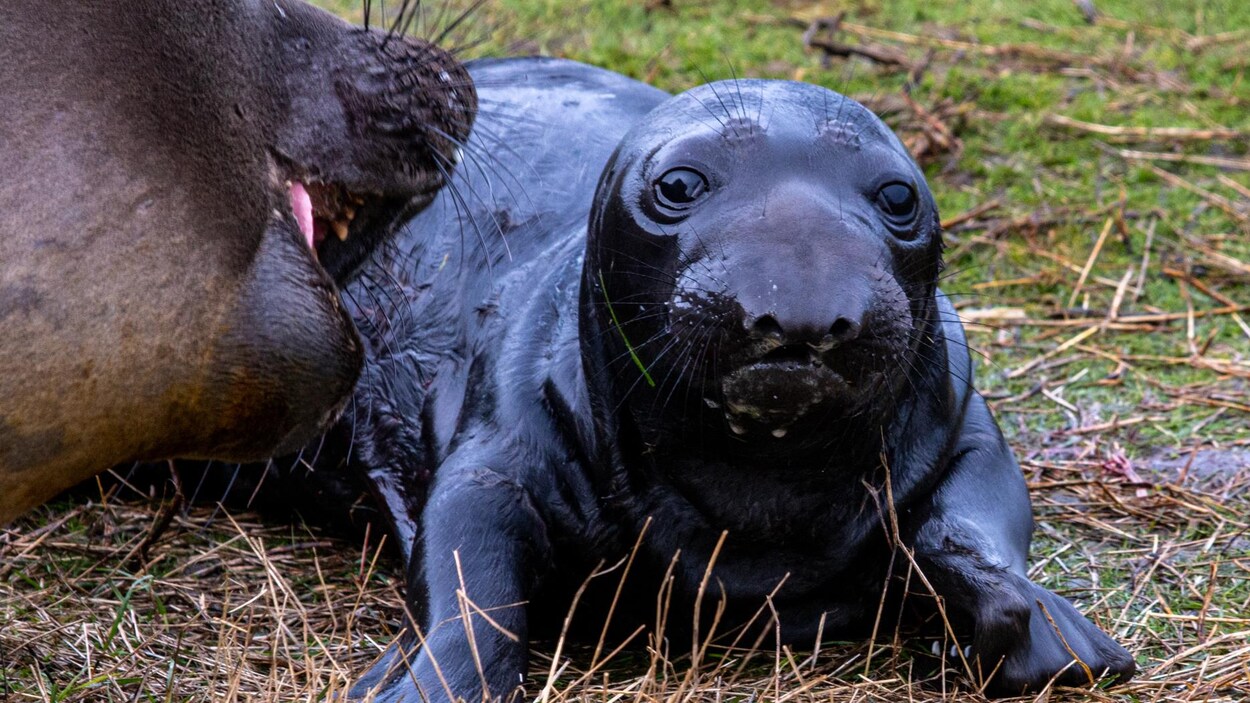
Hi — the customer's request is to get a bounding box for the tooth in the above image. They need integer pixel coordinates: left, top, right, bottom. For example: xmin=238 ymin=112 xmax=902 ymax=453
xmin=771 ymin=428 xmax=787 ymax=438
xmin=729 ymin=422 xmax=746 ymax=435
xmin=333 ymin=220 xmax=349 ymax=241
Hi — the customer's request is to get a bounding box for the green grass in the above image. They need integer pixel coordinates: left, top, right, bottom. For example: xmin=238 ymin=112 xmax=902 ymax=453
xmin=403 ymin=0 xmax=1250 ymax=448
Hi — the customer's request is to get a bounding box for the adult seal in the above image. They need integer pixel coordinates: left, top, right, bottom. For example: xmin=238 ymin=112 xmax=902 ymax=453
xmin=0 ymin=0 xmax=475 ymax=522
xmin=308 ymin=58 xmax=1135 ymax=700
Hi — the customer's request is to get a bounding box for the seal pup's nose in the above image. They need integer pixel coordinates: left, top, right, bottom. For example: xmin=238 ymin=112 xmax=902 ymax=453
xmin=745 ymin=308 xmax=864 ymax=350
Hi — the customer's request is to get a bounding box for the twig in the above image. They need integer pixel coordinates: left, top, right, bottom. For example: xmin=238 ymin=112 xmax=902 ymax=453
xmin=941 ymin=198 xmax=1003 ymax=229
xmin=1142 ymin=162 xmax=1250 ymax=227
xmin=1008 ymin=326 xmax=1099 ymax=378
xmin=1110 ymin=146 xmax=1250 ymax=171
xmin=1068 ymin=217 xmax=1114 ymax=309
xmin=1132 ymin=216 xmax=1157 ymax=301
xmin=806 ymin=38 xmax=912 ymax=68
xmin=1044 ymin=114 xmax=1247 ymax=141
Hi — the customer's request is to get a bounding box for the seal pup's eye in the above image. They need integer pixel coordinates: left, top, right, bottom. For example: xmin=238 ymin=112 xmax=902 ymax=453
xmin=655 ymin=168 xmax=709 ymax=209
xmin=876 ymin=182 xmax=919 ymax=220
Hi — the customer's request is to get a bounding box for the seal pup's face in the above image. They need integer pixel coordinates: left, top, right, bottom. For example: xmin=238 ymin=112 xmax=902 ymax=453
xmin=586 ymin=81 xmax=940 ymax=444
xmin=0 ymin=0 xmax=475 ymax=522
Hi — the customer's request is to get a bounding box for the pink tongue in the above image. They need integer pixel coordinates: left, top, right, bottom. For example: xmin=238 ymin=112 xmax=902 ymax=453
xmin=289 ymin=181 xmax=315 ymax=250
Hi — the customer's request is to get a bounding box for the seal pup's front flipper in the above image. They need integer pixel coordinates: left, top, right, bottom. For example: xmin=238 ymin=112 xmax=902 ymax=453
xmin=351 ymin=444 xmax=547 ymax=703
xmin=907 ymin=390 xmax=1135 ymax=694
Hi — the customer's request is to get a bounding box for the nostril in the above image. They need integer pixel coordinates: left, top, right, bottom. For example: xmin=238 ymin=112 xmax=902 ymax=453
xmin=829 ymin=317 xmax=859 ymax=342
xmin=750 ymin=314 xmax=785 ymax=339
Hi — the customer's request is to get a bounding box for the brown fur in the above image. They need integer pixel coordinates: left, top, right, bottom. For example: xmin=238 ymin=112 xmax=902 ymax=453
xmin=0 ymin=0 xmax=474 ymax=521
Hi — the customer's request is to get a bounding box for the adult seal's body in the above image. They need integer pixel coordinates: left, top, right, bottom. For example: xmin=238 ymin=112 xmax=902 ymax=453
xmin=322 ymin=58 xmax=1134 ymax=701
xmin=0 ymin=0 xmax=474 ymax=522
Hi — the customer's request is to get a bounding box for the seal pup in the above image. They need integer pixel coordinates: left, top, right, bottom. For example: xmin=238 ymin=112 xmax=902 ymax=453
xmin=0 ymin=0 xmax=475 ymax=522
xmin=321 ymin=58 xmax=1135 ymax=701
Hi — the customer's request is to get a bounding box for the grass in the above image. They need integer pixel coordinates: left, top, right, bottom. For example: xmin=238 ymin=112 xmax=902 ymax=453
xmin=3 ymin=0 xmax=1248 ymax=701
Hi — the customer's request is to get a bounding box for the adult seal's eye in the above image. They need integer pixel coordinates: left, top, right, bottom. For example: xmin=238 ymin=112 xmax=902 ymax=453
xmin=876 ymin=182 xmax=918 ymax=220
xmin=655 ymin=167 xmax=709 ymax=209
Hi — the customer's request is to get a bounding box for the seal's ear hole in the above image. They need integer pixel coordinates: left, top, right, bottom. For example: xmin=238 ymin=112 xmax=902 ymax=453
xmin=655 ymin=168 xmax=709 ymax=209
xmin=876 ymin=182 xmax=918 ymax=220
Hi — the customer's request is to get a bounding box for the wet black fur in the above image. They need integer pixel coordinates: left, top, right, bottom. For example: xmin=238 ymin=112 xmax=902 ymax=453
xmin=170 ymin=58 xmax=1136 ymax=701
xmin=296 ymin=58 xmax=1136 ymax=702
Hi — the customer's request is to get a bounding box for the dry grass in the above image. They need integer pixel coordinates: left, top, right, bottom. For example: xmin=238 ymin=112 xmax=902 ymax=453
xmin=2 ymin=456 xmax=1247 ymax=701
xmin=4 ymin=0 xmax=1249 ymax=701
xmin=0 ymin=503 xmax=401 ymax=701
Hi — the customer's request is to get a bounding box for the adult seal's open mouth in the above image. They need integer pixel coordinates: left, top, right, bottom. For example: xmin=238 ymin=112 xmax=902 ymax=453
xmin=0 ymin=0 xmax=476 ymax=523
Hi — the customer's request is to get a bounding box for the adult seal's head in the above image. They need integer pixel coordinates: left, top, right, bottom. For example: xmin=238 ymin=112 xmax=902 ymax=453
xmin=0 ymin=0 xmax=476 ymax=522
xmin=584 ymin=81 xmax=940 ymax=448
